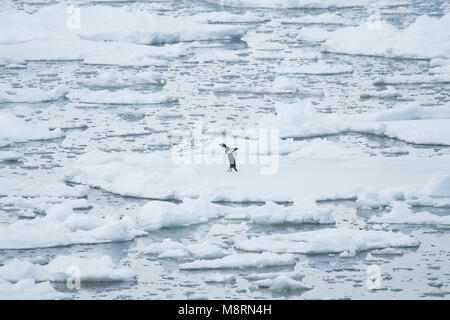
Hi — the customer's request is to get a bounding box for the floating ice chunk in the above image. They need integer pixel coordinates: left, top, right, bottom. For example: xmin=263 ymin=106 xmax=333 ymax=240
xmin=204 ymin=274 xmax=236 ymax=284
xmin=76 ymin=6 xmax=247 ymax=44
xmin=0 ymin=38 xmax=187 ymax=66
xmin=0 ymin=255 xmax=136 ymax=283
xmin=205 ymin=79 xmax=322 ymax=96
xmin=374 ymin=74 xmax=450 ymax=85
xmin=245 ymin=270 xmax=304 ymax=281
xmin=134 ymin=238 xmax=230 ymax=260
xmin=0 ymin=181 xmax=89 ymax=201
xmin=368 ymin=105 xmax=450 ymax=121
xmin=356 ymin=187 xmax=405 ymax=209
xmin=0 ymin=112 xmax=64 ymax=145
xmin=78 ymin=71 xmax=165 ymax=88
xmin=0 ymin=5 xmax=247 ymax=46
xmin=195 ymin=51 xmax=248 ymax=64
xmin=0 ymin=151 xmax=22 ymax=162
xmin=236 ymin=228 xmax=419 ymax=254
xmin=136 ymin=198 xmax=225 ymax=230
xmin=180 ymin=252 xmax=296 ymax=270
xmin=246 ymin=200 xmax=335 ymax=225
xmin=254 ymin=275 xmax=312 ymax=292
xmin=261 ymin=100 xmax=450 ymax=145
xmin=0 ymin=204 xmax=145 ymax=249
xmin=296 ymin=27 xmax=334 ymax=42
xmin=67 ymin=88 xmax=177 ymax=105
xmin=4 ymin=63 xmax=27 ymax=69
xmin=322 ymin=13 xmax=450 ymax=59
xmin=192 ymin=11 xmax=268 ymax=23
xmin=369 ymin=202 xmax=450 ymax=225
xmin=272 ymin=76 xmax=304 ymax=93
xmin=260 ymin=101 xmax=347 ymax=138
xmin=65 ymin=148 xmax=450 ymax=203
xmin=0 ymin=84 xmax=68 ymax=103
xmin=422 ymin=173 xmax=450 ymax=198
xmin=285 ymin=61 xmax=353 ymax=74
xmin=379 ymin=119 xmax=450 ymax=146
xmin=0 ymin=279 xmax=66 ymax=300
xmin=371 ymin=247 xmax=404 ymax=256
xmin=339 ymin=250 xmax=357 ymax=258
xmin=429 ymin=58 xmax=450 ymax=74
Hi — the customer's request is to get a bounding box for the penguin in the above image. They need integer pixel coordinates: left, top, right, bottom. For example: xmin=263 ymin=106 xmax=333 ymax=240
xmin=220 ymin=143 xmax=238 ymax=172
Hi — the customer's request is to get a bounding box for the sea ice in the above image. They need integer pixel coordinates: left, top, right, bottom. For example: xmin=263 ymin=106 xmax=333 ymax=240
xmin=179 ymin=252 xmax=296 ymax=270
xmin=0 ymin=204 xmax=145 ymax=249
xmin=322 ymin=13 xmax=450 ymax=59
xmin=0 ymin=279 xmax=66 ymax=300
xmin=0 ymin=112 xmax=64 ymax=146
xmin=0 ymin=255 xmax=137 ymax=283
xmin=236 ymin=228 xmax=420 ymax=254
xmin=369 ymin=202 xmax=450 ymax=225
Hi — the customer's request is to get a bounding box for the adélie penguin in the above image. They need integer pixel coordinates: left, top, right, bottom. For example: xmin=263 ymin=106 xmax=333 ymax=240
xmin=219 ymin=143 xmax=238 ymax=172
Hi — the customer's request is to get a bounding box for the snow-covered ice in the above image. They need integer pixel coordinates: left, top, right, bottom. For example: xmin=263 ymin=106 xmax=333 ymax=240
xmin=0 ymin=204 xmax=145 ymax=249
xmin=0 ymin=255 xmax=136 ymax=283
xmin=0 ymin=0 xmax=449 ymax=300
xmin=236 ymin=228 xmax=420 ymax=254
xmin=179 ymin=252 xmax=296 ymax=270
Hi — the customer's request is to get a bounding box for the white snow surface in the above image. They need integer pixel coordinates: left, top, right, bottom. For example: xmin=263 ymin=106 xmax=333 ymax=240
xmin=369 ymin=202 xmax=450 ymax=225
xmin=0 ymin=255 xmax=137 ymax=283
xmin=236 ymin=228 xmax=420 ymax=254
xmin=0 ymin=204 xmax=145 ymax=249
xmin=322 ymin=13 xmax=450 ymax=59
xmin=179 ymin=252 xmax=296 ymax=269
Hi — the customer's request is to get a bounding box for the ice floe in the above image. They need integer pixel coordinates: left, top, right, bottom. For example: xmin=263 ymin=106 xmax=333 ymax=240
xmin=235 ymin=228 xmax=420 ymax=254
xmin=136 ymin=198 xmax=224 ymax=230
xmin=65 ymin=148 xmax=450 ymax=202
xmin=0 ymin=112 xmax=64 ymax=146
xmin=355 ymin=172 xmax=450 ymax=209
xmin=77 ymin=71 xmax=165 ymax=88
xmin=261 ymin=101 xmax=450 ymax=145
xmin=253 ymin=275 xmax=312 ymax=292
xmin=369 ymin=202 xmax=450 ymax=225
xmin=0 ymin=38 xmax=187 ymax=66
xmin=0 ymin=4 xmax=247 ymax=46
xmin=322 ymin=13 xmax=450 ymax=59
xmin=0 ymin=255 xmax=137 ymax=283
xmin=0 ymin=279 xmax=66 ymax=300
xmin=67 ymin=89 xmax=177 ymax=105
xmin=192 ymin=11 xmax=269 ymax=24
xmin=0 ymin=84 xmax=68 ymax=103
xmin=179 ymin=252 xmax=296 ymax=270
xmin=422 ymin=173 xmax=450 ymax=198
xmin=0 ymin=151 xmax=22 ymax=162
xmin=244 ymin=200 xmax=335 ymax=225
xmin=0 ymin=204 xmax=145 ymax=249
xmin=133 ymin=238 xmax=230 ymax=260
xmin=374 ymin=74 xmax=450 ymax=85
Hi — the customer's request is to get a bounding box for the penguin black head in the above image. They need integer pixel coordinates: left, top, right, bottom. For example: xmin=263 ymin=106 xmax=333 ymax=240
xmin=219 ymin=143 xmax=227 ymax=148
